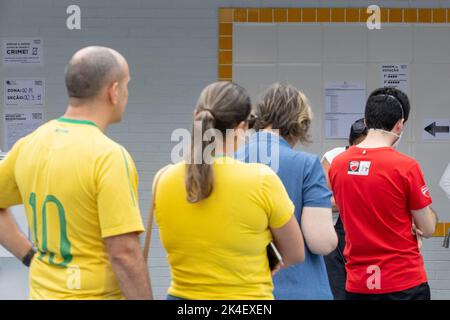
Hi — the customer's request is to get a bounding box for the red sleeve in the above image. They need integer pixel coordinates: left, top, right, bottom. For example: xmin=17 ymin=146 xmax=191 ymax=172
xmin=406 ymin=162 xmax=432 ymax=210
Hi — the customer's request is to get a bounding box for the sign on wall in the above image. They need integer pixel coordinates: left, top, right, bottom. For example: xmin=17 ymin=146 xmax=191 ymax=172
xmin=3 ymin=110 xmax=44 ymax=151
xmin=4 ymin=79 xmax=45 ymax=106
xmin=325 ymin=82 xmax=366 ymax=139
xmin=423 ymin=119 xmax=450 ymax=141
xmin=2 ymin=38 xmax=43 ymax=65
xmin=380 ymin=64 xmax=409 ymax=95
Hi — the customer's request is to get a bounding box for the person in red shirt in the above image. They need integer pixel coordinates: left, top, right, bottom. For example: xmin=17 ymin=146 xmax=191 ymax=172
xmin=329 ymin=87 xmax=438 ymax=300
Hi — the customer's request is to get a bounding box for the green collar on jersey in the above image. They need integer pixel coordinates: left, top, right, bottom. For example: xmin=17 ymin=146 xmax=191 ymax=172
xmin=57 ymin=117 xmax=100 ymax=128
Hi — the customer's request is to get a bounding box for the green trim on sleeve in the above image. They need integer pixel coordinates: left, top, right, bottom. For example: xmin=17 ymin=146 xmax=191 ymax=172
xmin=120 ymin=148 xmax=137 ymax=207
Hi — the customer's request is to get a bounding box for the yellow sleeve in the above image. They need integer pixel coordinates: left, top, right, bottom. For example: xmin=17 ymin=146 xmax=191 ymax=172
xmin=260 ymin=166 xmax=294 ymax=229
xmin=95 ymin=146 xmax=144 ymax=238
xmin=0 ymin=139 xmax=25 ymax=208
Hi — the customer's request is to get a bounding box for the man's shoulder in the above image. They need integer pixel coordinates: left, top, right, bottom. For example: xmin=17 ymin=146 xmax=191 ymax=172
xmin=389 ymin=148 xmax=417 ymax=163
xmin=91 ymin=133 xmax=128 ymax=157
xmin=13 ymin=120 xmax=56 ymax=149
xmin=288 ymin=149 xmax=320 ymax=169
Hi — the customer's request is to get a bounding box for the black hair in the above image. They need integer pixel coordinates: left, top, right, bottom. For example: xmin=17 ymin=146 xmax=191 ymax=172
xmin=365 ymin=87 xmax=410 ymax=131
xmin=349 ymin=118 xmax=368 ymax=145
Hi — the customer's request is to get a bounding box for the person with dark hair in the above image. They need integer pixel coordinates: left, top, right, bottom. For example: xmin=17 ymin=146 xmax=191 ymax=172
xmin=154 ymin=82 xmax=304 ymax=300
xmin=329 ymin=87 xmax=438 ymax=300
xmin=236 ymin=83 xmax=337 ymax=300
xmin=0 ymin=46 xmax=152 ymax=299
xmin=322 ymin=118 xmax=368 ymax=300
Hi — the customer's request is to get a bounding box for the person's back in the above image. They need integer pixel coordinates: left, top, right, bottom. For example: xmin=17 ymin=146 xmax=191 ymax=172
xmin=329 ymin=87 xmax=437 ymax=299
xmin=156 ymin=157 xmax=294 ymax=299
xmin=154 ymin=82 xmax=304 ymax=300
xmin=0 ymin=46 xmax=152 ymax=300
xmin=11 ymin=118 xmax=142 ymax=299
xmin=330 ymin=146 xmax=428 ymax=294
xmin=237 ymin=84 xmax=336 ymax=300
xmin=237 ymin=132 xmax=333 ymax=299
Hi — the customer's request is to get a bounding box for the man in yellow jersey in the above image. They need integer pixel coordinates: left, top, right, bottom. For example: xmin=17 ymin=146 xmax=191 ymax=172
xmin=0 ymin=46 xmax=152 ymax=300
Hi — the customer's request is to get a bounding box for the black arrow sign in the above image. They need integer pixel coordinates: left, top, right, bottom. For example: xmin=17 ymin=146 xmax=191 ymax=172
xmin=424 ymin=122 xmax=450 ymax=137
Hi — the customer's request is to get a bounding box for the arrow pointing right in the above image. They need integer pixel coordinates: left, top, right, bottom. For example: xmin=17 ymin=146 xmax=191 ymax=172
xmin=424 ymin=122 xmax=450 ymax=137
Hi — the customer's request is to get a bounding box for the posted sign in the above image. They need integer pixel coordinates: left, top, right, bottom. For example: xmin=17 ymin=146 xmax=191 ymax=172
xmin=4 ymin=79 xmax=44 ymax=106
xmin=2 ymin=38 xmax=43 ymax=65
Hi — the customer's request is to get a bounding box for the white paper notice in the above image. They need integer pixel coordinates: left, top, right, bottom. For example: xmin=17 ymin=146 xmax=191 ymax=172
xmin=3 ymin=110 xmax=44 ymax=151
xmin=0 ymin=206 xmax=29 ymax=258
xmin=4 ymin=79 xmax=44 ymax=106
xmin=325 ymin=82 xmax=366 ymax=139
xmin=380 ymin=64 xmax=409 ymax=94
xmin=325 ymin=114 xmax=366 ymax=140
xmin=2 ymin=38 xmax=43 ymax=65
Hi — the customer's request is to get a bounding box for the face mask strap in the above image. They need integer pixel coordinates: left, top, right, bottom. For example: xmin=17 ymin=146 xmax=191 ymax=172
xmin=371 ymin=128 xmax=400 ymax=139
xmin=376 ymin=94 xmax=404 ymax=120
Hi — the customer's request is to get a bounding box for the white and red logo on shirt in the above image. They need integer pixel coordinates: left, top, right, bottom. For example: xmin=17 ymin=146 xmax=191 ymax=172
xmin=349 ymin=161 xmax=360 ymax=172
xmin=421 ymin=185 xmax=431 ymax=198
xmin=348 ymin=161 xmax=371 ymax=176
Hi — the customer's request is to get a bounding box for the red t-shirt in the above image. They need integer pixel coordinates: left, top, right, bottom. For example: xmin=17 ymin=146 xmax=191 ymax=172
xmin=329 ymin=146 xmax=432 ymax=294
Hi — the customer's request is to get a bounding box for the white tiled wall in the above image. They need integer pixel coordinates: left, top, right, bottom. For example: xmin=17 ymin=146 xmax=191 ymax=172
xmin=0 ymin=0 xmax=449 ymax=300
xmin=233 ymin=18 xmax=450 ymax=299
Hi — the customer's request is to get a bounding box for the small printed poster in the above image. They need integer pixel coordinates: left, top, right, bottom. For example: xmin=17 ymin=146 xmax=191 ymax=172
xmin=4 ymin=79 xmax=45 ymax=106
xmin=2 ymin=38 xmax=43 ymax=65
xmin=3 ymin=110 xmax=44 ymax=151
xmin=380 ymin=64 xmax=409 ymax=95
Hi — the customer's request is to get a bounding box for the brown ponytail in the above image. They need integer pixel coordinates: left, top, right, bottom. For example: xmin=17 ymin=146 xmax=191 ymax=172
xmin=186 ymin=110 xmax=216 ymax=203
xmin=185 ymin=82 xmax=251 ymax=203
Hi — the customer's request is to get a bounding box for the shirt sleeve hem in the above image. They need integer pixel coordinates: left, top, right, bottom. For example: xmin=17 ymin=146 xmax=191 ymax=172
xmin=410 ymin=199 xmax=433 ymax=211
xmin=101 ymin=224 xmax=145 ymax=239
xmin=269 ymin=204 xmax=295 ymax=229
xmin=303 ymin=201 xmax=332 ymax=208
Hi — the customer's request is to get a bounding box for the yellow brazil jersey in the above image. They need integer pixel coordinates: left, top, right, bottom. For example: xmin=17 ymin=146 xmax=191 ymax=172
xmin=155 ymin=156 xmax=294 ymax=300
xmin=0 ymin=118 xmax=144 ymax=300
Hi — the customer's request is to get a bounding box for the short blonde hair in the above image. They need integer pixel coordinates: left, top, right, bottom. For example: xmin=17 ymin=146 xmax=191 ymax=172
xmin=254 ymin=83 xmax=313 ymax=145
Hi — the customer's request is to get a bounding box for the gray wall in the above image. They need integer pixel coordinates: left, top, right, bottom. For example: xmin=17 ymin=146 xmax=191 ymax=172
xmin=0 ymin=0 xmax=449 ymax=299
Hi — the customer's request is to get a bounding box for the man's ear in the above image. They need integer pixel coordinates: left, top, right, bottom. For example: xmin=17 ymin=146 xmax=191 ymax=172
xmin=108 ymin=82 xmax=119 ymax=105
xmin=236 ymin=121 xmax=248 ymax=131
xmin=394 ymin=118 xmax=404 ymax=133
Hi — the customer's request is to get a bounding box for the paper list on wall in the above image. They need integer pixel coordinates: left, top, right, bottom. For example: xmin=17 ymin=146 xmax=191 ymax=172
xmin=325 ymin=82 xmax=366 ymax=139
xmin=3 ymin=110 xmax=44 ymax=151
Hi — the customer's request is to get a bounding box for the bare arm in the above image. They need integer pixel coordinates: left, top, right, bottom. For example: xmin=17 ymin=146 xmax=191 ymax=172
xmin=440 ymin=163 xmax=450 ymax=200
xmin=105 ymin=232 xmax=153 ymax=300
xmin=411 ymin=206 xmax=438 ymax=238
xmin=301 ymin=207 xmax=338 ymax=255
xmin=0 ymin=208 xmax=33 ymax=260
xmin=321 ymin=159 xmax=339 ymax=212
xmin=270 ymin=215 xmax=305 ymax=267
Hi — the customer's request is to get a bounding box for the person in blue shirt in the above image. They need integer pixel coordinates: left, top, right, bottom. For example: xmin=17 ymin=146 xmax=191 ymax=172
xmin=236 ymin=83 xmax=337 ymax=300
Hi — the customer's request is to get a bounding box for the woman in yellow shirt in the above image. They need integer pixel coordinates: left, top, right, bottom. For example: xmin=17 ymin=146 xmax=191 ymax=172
xmin=154 ymin=82 xmax=305 ymax=300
